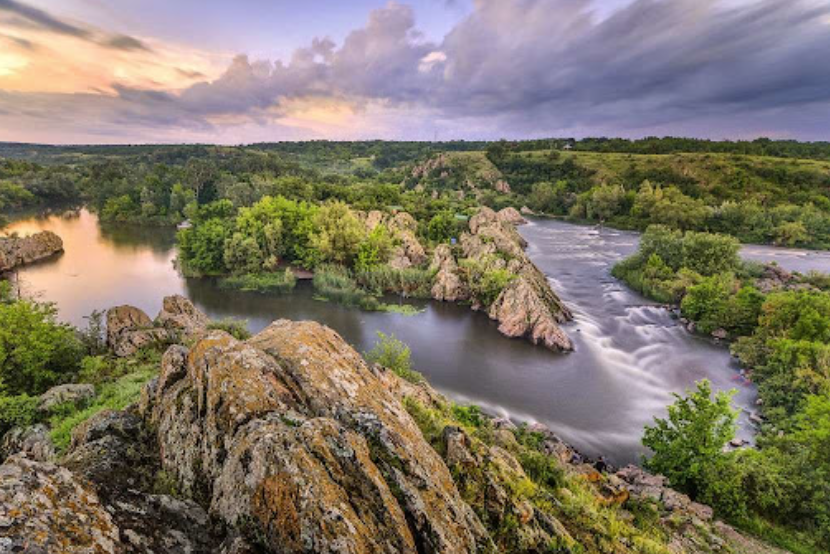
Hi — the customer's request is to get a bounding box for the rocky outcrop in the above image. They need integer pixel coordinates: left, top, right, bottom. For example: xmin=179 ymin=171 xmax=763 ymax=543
xmin=144 ymin=322 xmax=493 ymax=553
xmin=156 ymin=294 xmax=210 ymax=335
xmin=430 ymin=244 xmax=468 ymax=302
xmin=357 ymin=209 xmax=427 ymax=270
xmin=497 ymin=207 xmax=527 ymax=226
xmin=60 ymin=409 xmax=228 ymax=553
xmin=436 ymin=207 xmax=573 ymax=352
xmin=106 ymin=295 xmax=208 ymax=357
xmin=616 ymin=465 xmax=713 ymax=522
xmin=38 ymin=383 xmax=95 ymax=413
xmin=0 ymin=230 xmax=63 ymax=273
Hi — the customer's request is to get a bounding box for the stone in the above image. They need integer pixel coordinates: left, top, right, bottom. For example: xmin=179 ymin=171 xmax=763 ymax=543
xmin=0 ymin=424 xmax=55 ymax=462
xmin=0 ymin=455 xmax=120 ymax=552
xmin=37 ymin=383 xmax=95 ymax=413
xmin=0 ymin=231 xmax=63 ymax=273
xmin=155 ymin=294 xmax=209 ymax=337
xmin=148 ymin=324 xmax=492 ymax=552
xmin=497 ymin=207 xmax=527 ymax=225
xmin=106 ymin=304 xmax=172 ymax=357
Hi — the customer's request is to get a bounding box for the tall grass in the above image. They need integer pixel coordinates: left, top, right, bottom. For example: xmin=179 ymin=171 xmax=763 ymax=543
xmin=219 ymin=269 xmax=297 ymax=294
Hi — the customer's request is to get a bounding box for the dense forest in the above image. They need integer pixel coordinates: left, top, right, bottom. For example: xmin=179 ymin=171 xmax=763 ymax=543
xmin=2 ymin=137 xmax=830 ymax=248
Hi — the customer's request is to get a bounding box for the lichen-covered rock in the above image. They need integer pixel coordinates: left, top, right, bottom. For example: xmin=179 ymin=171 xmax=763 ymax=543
xmin=0 ymin=230 xmax=63 ymax=273
xmin=0 ymin=455 xmax=120 ymax=552
xmin=488 ymin=266 xmax=573 ymax=351
xmin=0 ymin=424 xmax=55 ymax=462
xmin=455 ymin=207 xmax=573 ymax=351
xmin=155 ymin=294 xmax=209 ymax=336
xmin=388 ymin=212 xmax=427 ymax=267
xmin=106 ymin=304 xmax=171 ymax=357
xmin=62 ymin=409 xmax=224 ymax=553
xmin=106 ymin=296 xmax=206 ymax=357
xmin=146 ymin=324 xmax=493 ymax=553
xmin=38 ymin=383 xmax=95 ymax=413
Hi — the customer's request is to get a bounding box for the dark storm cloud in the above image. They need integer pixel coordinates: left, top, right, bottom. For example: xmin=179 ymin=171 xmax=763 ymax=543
xmin=4 ymin=0 xmax=830 ymax=140
xmin=0 ymin=0 xmax=90 ymax=38
xmin=104 ymin=34 xmax=151 ymax=52
xmin=0 ymin=0 xmax=151 ymax=52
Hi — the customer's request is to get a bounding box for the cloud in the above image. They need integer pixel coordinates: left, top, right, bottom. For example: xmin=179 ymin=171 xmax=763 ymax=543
xmin=0 ymin=0 xmax=150 ymax=51
xmin=3 ymin=0 xmax=830 ymax=143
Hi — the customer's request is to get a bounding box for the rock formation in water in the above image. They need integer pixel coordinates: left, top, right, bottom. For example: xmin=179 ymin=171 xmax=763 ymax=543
xmin=0 ymin=301 xmax=785 ymax=553
xmin=435 ymin=207 xmax=573 ymax=352
xmin=0 ymin=230 xmax=63 ymax=273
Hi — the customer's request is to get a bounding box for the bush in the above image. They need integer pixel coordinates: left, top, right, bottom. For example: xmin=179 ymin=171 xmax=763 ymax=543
xmin=0 ymin=299 xmax=84 ymax=396
xmin=680 ymin=231 xmax=740 ymax=276
xmin=0 ymin=394 xmax=38 ymax=436
xmin=643 ymin=380 xmax=737 ymax=497
xmin=364 ymin=332 xmax=423 ymax=383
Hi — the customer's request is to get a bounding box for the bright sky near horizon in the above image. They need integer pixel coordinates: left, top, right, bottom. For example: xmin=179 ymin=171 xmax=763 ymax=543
xmin=1 ymin=0 xmax=829 ymax=144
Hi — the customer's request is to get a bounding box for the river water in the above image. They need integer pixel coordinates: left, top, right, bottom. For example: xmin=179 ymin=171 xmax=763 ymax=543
xmin=7 ymin=211 xmax=828 ymax=464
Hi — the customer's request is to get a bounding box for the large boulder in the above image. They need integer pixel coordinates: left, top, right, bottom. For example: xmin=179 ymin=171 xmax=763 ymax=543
xmin=106 ymin=296 xmax=208 ymax=357
xmin=38 ymin=383 xmax=95 ymax=413
xmin=106 ymin=305 xmax=171 ymax=357
xmin=145 ymin=323 xmax=493 ymax=553
xmin=156 ymin=294 xmax=209 ymax=336
xmin=0 ymin=231 xmax=63 ymax=273
xmin=0 ymin=455 xmax=120 ymax=552
xmin=488 ymin=264 xmax=573 ymax=351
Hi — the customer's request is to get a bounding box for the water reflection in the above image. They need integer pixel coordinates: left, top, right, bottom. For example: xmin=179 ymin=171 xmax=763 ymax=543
xmin=9 ymin=211 xmax=815 ymax=464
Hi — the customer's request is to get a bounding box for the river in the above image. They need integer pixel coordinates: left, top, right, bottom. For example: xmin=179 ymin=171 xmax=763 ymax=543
xmin=7 ymin=210 xmax=829 ymax=464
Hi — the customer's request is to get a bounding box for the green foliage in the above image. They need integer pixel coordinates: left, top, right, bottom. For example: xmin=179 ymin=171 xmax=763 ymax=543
xmin=177 ymin=215 xmax=233 ymax=276
xmin=356 ymin=265 xmax=435 ymax=298
xmin=460 ymin=258 xmax=516 ymax=307
xmin=0 ymin=394 xmax=38 ymax=436
xmin=355 ymin=225 xmax=393 ymax=272
xmin=223 ymin=233 xmax=264 ymax=275
xmin=681 ymin=275 xmax=764 ymax=336
xmin=364 ymin=332 xmax=423 ymax=384
xmin=0 ymin=299 xmax=83 ymax=396
xmin=643 ymin=380 xmax=737 ymax=497
xmin=312 ymin=264 xmax=380 ymax=311
xmin=218 ymin=269 xmax=297 ymax=295
xmin=426 ymin=210 xmax=462 ymax=242
xmin=309 ymin=201 xmax=366 ymax=266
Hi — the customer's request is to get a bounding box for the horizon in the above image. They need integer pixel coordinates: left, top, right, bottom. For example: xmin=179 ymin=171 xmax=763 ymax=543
xmin=2 ymin=0 xmax=830 ymax=144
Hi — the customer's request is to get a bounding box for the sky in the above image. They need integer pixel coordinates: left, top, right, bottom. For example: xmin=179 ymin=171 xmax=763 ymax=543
xmin=1 ymin=0 xmax=829 ymax=144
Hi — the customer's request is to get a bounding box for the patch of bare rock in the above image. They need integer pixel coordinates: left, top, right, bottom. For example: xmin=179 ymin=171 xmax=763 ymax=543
xmin=0 ymin=230 xmax=63 ymax=273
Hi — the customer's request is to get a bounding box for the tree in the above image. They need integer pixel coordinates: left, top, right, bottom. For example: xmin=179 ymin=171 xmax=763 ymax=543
xmin=0 ymin=299 xmax=83 ymax=396
xmin=643 ymin=380 xmax=737 ymax=496
xmin=309 ymin=201 xmax=366 ymax=266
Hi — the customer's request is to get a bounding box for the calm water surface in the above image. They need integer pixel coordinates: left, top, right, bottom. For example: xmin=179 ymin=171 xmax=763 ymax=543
xmin=9 ymin=211 xmax=827 ymax=464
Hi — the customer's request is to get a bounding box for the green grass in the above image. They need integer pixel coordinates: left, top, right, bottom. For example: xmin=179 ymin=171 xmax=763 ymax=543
xmin=49 ymin=364 xmax=157 ymax=452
